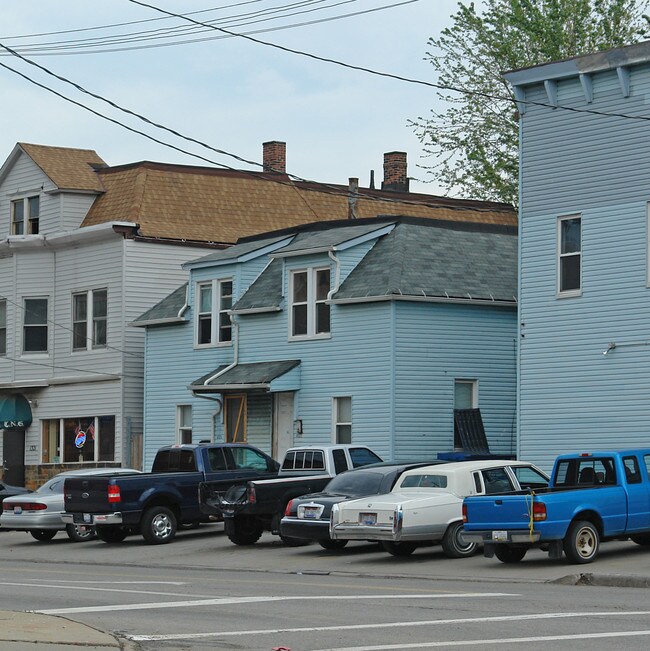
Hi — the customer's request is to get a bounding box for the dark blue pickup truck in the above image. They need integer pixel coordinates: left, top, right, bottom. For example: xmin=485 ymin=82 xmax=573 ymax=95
xmin=462 ymin=448 xmax=650 ymax=564
xmin=62 ymin=443 xmax=279 ymax=545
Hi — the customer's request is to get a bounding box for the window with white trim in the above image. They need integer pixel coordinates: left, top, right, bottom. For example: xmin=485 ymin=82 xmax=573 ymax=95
xmin=0 ymin=299 xmax=6 ymax=356
xmin=196 ymin=279 xmax=233 ymax=346
xmin=72 ymin=289 xmax=107 ymax=351
xmin=290 ymin=267 xmax=330 ymax=338
xmin=41 ymin=415 xmax=115 ymax=463
xmin=558 ymin=215 xmax=581 ymax=294
xmin=333 ymin=396 xmax=352 ymax=444
xmin=454 ymin=379 xmax=478 ymax=449
xmin=11 ymin=195 xmax=39 ymax=235
xmin=23 ymin=297 xmax=48 ymax=353
xmin=177 ymin=405 xmax=192 ymax=444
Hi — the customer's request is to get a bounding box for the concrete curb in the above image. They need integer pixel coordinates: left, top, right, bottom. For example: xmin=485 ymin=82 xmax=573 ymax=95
xmin=551 ymin=573 xmax=650 ymax=588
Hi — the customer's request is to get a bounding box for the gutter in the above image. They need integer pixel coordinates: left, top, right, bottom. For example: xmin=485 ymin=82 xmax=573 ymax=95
xmin=329 ymin=295 xmax=517 ymax=307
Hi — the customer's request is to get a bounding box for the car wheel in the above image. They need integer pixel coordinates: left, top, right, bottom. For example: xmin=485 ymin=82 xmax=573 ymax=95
xmin=95 ymin=525 xmax=128 ymax=543
xmin=319 ymin=539 xmax=348 ymax=551
xmin=179 ymin=521 xmax=201 ymax=530
xmin=30 ymin=529 xmax=57 ymax=542
xmin=141 ymin=506 xmax=177 ymax=545
xmin=441 ymin=521 xmax=478 ymax=558
xmin=65 ymin=523 xmax=96 ymax=542
xmin=227 ymin=516 xmax=263 ymax=545
xmin=631 ymin=534 xmax=650 ymax=546
xmin=280 ymin=535 xmax=311 ymax=547
xmin=563 ymin=520 xmax=599 ymax=564
xmin=381 ymin=541 xmax=417 ymax=557
xmin=494 ymin=545 xmax=527 ymax=563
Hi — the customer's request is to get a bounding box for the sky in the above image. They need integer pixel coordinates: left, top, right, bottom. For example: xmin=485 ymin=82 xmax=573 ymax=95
xmin=0 ymin=1 xmax=474 ymax=195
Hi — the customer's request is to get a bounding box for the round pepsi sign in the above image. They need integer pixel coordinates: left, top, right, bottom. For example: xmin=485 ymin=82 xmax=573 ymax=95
xmin=75 ymin=431 xmax=87 ymax=448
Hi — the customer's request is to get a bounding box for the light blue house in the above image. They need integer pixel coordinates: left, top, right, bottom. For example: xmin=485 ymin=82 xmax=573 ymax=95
xmin=134 ymin=216 xmax=518 ymax=469
xmin=505 ymin=41 xmax=650 ymax=471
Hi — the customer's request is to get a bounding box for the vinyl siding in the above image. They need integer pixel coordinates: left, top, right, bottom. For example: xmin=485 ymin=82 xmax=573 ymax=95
xmin=518 ymin=61 xmax=650 ymax=472
xmin=60 ymin=194 xmax=96 ymax=231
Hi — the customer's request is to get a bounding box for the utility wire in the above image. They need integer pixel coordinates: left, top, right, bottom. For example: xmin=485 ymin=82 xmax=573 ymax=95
xmin=1 ymin=354 xmax=129 ymax=379
xmin=0 ymin=293 xmax=144 ymax=359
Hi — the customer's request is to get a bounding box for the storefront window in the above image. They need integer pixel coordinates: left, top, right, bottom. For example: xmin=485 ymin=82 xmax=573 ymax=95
xmin=41 ymin=415 xmax=116 ymax=464
xmin=41 ymin=419 xmax=60 ymax=463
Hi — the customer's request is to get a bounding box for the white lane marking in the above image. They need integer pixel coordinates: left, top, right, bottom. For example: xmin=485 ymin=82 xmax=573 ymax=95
xmin=36 ymin=592 xmax=515 ymax=615
xmin=127 ymin=610 xmax=650 ymax=642
xmin=0 ymin=581 xmax=208 ymax=598
xmin=23 ymin=580 xmax=186 ymax=585
xmin=312 ymin=629 xmax=650 ymax=650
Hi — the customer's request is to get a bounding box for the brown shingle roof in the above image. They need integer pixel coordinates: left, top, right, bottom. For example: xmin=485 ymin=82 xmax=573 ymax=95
xmin=19 ymin=143 xmax=106 ymax=192
xmin=82 ymin=162 xmax=516 ymax=243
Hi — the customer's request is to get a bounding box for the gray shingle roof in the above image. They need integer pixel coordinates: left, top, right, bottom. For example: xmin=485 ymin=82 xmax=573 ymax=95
xmin=131 ymin=283 xmax=188 ymax=326
xmin=334 ymin=221 xmax=517 ymax=303
xmin=185 ymin=234 xmax=293 ymax=268
xmin=190 ymin=360 xmax=300 ymax=389
xmin=232 ymin=259 xmax=284 ymax=312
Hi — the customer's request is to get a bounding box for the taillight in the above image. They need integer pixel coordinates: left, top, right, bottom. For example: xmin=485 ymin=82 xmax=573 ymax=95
xmin=532 ymin=502 xmax=546 ymax=521
xmin=5 ymin=502 xmax=47 ymax=511
xmin=248 ymin=485 xmax=256 ymax=504
xmin=284 ymin=499 xmax=294 ymax=516
xmin=462 ymin=504 xmax=468 ymax=523
xmin=107 ymin=485 xmax=121 ymax=504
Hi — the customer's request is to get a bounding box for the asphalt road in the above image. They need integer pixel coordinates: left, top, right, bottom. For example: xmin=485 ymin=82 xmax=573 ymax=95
xmin=1 ymin=525 xmax=650 ymax=650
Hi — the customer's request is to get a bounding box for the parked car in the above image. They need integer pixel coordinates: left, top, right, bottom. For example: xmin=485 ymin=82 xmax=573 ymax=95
xmin=1 ymin=468 xmax=141 ymax=542
xmin=63 ymin=443 xmax=280 ymax=545
xmin=204 ymin=445 xmax=383 ymax=546
xmin=280 ymin=462 xmax=443 ymax=550
xmin=463 ymin=448 xmax=650 ymax=564
xmin=330 ymin=460 xmax=549 ymax=557
xmin=0 ymin=481 xmax=31 ymax=509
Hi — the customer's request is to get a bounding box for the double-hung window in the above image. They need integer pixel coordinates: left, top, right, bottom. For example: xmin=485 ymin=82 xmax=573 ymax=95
xmin=72 ymin=289 xmax=107 ymax=350
xmin=11 ymin=196 xmax=39 ymax=235
xmin=0 ymin=299 xmax=6 ymax=356
xmin=558 ymin=215 xmax=581 ymax=295
xmin=333 ymin=396 xmax=352 ymax=444
xmin=196 ymin=279 xmax=233 ymax=346
xmin=290 ymin=267 xmax=330 ymax=338
xmin=177 ymin=405 xmax=192 ymax=444
xmin=23 ymin=297 xmax=48 ymax=353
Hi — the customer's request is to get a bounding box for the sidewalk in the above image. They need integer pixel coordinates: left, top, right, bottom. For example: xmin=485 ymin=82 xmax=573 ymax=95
xmin=0 ymin=611 xmax=136 ymax=650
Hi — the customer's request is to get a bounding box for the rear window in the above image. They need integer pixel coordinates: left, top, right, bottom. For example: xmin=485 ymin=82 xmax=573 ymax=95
xmin=281 ymin=450 xmax=325 ymax=471
xmin=325 ymin=471 xmax=384 ymax=495
xmin=151 ymin=449 xmax=197 ymax=473
xmin=400 ymin=474 xmax=448 ymax=489
xmin=554 ymin=457 xmax=616 ymax=486
xmin=349 ymin=448 xmax=382 ymax=468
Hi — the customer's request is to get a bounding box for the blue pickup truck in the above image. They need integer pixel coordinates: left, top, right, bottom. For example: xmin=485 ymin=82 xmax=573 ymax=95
xmin=462 ymin=449 xmax=650 ymax=564
xmin=62 ymin=443 xmax=279 ymax=545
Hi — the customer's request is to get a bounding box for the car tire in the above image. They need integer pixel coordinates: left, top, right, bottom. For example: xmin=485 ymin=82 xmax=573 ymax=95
xmin=319 ymin=539 xmax=348 ymax=551
xmin=95 ymin=525 xmax=128 ymax=543
xmin=381 ymin=541 xmax=417 ymax=557
xmin=179 ymin=521 xmax=201 ymax=530
xmin=30 ymin=529 xmax=57 ymax=542
xmin=563 ymin=519 xmax=599 ymax=564
xmin=494 ymin=545 xmax=527 ymax=563
xmin=141 ymin=506 xmax=177 ymax=545
xmin=441 ymin=521 xmax=478 ymax=558
xmin=65 ymin=523 xmax=96 ymax=542
xmin=280 ymin=535 xmax=311 ymax=547
xmin=631 ymin=534 xmax=650 ymax=546
xmin=227 ymin=515 xmax=263 ymax=545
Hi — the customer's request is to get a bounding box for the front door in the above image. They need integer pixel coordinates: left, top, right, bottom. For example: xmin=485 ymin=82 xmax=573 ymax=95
xmin=2 ymin=428 xmax=25 ymax=486
xmin=273 ymin=392 xmax=294 ymax=461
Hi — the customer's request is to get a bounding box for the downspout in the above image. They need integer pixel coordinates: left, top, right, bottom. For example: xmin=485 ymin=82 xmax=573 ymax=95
xmin=327 ymin=249 xmax=341 ymax=300
xmin=193 ymin=393 xmax=222 ymax=443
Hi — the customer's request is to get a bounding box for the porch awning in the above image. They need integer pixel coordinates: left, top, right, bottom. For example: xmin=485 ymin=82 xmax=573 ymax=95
xmin=0 ymin=394 xmax=33 ymax=429
xmin=189 ymin=360 xmax=301 ymax=393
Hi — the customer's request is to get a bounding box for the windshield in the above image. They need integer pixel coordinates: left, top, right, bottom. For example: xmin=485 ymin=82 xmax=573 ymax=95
xmin=325 ymin=471 xmax=384 ymax=495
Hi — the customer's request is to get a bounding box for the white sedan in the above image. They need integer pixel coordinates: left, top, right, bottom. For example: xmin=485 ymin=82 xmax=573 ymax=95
xmin=329 ymin=460 xmax=548 ymax=557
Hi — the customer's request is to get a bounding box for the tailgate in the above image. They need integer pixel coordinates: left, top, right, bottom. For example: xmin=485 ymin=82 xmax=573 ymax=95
xmin=463 ymin=494 xmax=532 ymax=531
xmin=64 ymin=477 xmax=113 ymax=513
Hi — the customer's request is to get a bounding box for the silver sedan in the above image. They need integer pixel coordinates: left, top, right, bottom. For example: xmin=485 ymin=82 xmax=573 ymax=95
xmin=0 ymin=468 xmax=140 ymax=542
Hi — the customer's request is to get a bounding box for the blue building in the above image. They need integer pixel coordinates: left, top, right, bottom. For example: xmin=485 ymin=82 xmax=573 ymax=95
xmin=505 ymin=41 xmax=650 ymax=470
xmin=134 ymin=216 xmax=518 ymax=469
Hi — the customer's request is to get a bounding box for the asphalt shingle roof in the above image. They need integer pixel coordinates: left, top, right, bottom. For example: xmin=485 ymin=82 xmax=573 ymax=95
xmin=191 ymin=360 xmax=300 ymax=388
xmin=232 ymin=259 xmax=284 ymax=312
xmin=188 ymin=234 xmax=292 ymax=267
xmin=132 ymin=283 xmax=188 ymax=325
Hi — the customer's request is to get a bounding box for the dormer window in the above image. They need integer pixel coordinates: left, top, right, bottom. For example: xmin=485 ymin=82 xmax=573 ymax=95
xmin=289 ymin=267 xmax=330 ymax=339
xmin=11 ymin=196 xmax=40 ymax=235
xmin=196 ymin=279 xmax=233 ymax=346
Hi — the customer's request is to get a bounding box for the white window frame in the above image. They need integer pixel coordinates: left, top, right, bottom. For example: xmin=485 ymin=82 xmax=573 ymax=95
xmin=332 ymin=396 xmax=352 ymax=444
xmin=288 ymin=267 xmax=331 ymax=340
xmin=72 ymin=289 xmax=107 ymax=352
xmin=0 ymin=298 xmax=6 ymax=357
xmin=195 ymin=279 xmax=233 ymax=348
xmin=176 ymin=405 xmax=192 ymax=444
xmin=22 ymin=296 xmax=49 ymax=355
xmin=454 ymin=379 xmax=478 ymax=409
xmin=40 ymin=415 xmax=116 ymax=464
xmin=557 ymin=214 xmax=582 ymax=297
xmin=11 ymin=195 xmax=40 ymax=235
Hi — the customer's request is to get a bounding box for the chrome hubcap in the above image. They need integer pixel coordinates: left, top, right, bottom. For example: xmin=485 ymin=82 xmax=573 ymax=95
xmin=576 ymin=527 xmax=596 ymax=557
xmin=152 ymin=514 xmax=172 ymax=538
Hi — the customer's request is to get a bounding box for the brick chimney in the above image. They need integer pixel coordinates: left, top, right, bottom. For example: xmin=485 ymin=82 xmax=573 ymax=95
xmin=263 ymin=141 xmax=286 ymax=174
xmin=381 ymin=151 xmax=409 ymax=192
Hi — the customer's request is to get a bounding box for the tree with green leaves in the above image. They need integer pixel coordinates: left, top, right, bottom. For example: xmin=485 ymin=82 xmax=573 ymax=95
xmin=411 ymin=0 xmax=649 ymax=206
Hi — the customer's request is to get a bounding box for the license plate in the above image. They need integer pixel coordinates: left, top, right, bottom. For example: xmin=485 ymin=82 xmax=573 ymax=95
xmin=492 ymin=530 xmax=509 ymax=541
xmin=360 ymin=512 xmax=377 ymax=526
xmin=303 ymin=507 xmax=319 ymax=520
xmin=13 ymin=506 xmax=22 ymax=515
xmin=83 ymin=513 xmax=92 ymax=524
